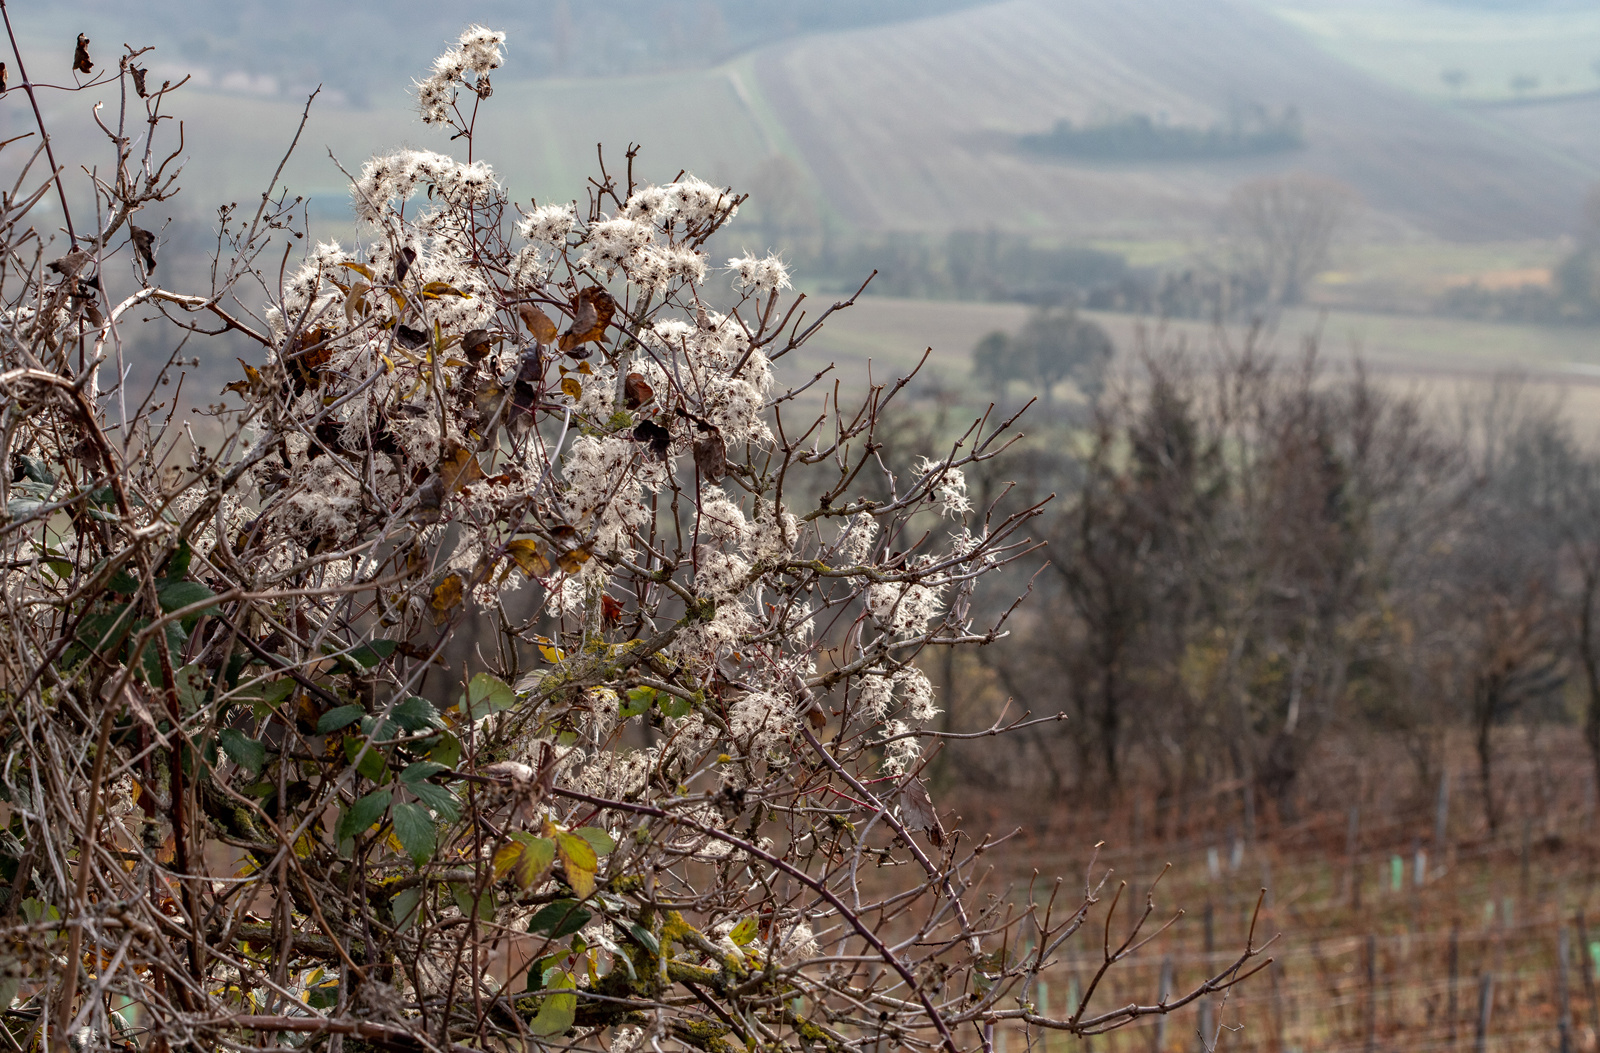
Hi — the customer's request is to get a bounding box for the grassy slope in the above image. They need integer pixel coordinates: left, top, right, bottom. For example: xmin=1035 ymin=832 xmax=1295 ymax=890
xmin=752 ymin=0 xmax=1597 ymax=241
xmin=3 ymin=73 xmax=774 ymax=224
xmin=15 ymin=0 xmax=1596 ymax=242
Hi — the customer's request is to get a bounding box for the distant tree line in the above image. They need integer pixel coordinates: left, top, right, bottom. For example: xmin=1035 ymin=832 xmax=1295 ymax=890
xmin=796 ymin=229 xmax=1131 ymax=303
xmin=786 ymin=173 xmax=1356 ymax=322
xmin=1020 ymin=105 xmax=1304 ymax=163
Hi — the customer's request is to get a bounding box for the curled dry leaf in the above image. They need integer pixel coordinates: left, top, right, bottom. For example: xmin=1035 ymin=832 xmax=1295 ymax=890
xmin=430 ymin=574 xmax=464 ymax=621
xmin=460 ymin=328 xmax=492 ymax=361
xmin=518 ymin=303 xmax=558 ymax=345
xmin=130 ymin=227 xmax=157 ymax=272
xmin=395 ymin=246 xmax=416 ymax=283
xmin=438 ymin=444 xmax=485 ymax=493
xmin=896 ymin=777 xmax=946 ymax=849
xmin=73 ymin=34 xmax=93 ymax=75
xmin=130 ymin=65 xmax=147 ymax=97
xmin=632 ymin=419 xmax=670 ymax=460
xmin=693 ymin=427 xmax=727 ymax=483
xmin=558 ymin=285 xmax=616 ymax=355
xmin=506 ymin=538 xmax=551 ymax=577
xmin=623 ymin=372 xmax=654 ymax=411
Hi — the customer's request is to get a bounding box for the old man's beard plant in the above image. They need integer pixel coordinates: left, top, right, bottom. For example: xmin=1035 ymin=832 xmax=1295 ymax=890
xmin=0 ymin=25 xmax=1270 ymax=1053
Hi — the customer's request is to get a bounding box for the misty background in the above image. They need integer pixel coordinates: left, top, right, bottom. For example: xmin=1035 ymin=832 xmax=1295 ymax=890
xmin=15 ymin=0 xmax=1600 ymax=380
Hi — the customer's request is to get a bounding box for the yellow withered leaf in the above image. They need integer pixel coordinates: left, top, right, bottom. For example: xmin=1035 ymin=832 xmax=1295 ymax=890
xmin=222 ymin=358 xmax=265 ymax=397
xmin=421 ymin=280 xmax=469 ymax=299
xmin=559 ymin=377 xmax=582 ymax=400
xmin=338 ymin=261 xmax=375 ymax=280
xmin=439 ymin=444 xmax=485 ymax=493
xmin=493 ymin=833 xmax=556 ymax=890
xmin=430 ymin=575 xmax=463 ymax=615
xmin=507 ymin=538 xmax=551 ymax=577
xmin=555 ymin=543 xmax=592 ymax=574
xmin=554 ymin=829 xmax=599 ymax=898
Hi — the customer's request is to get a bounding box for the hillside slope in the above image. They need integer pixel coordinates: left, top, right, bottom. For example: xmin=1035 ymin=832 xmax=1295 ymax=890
xmin=754 ymin=0 xmax=1596 ymax=240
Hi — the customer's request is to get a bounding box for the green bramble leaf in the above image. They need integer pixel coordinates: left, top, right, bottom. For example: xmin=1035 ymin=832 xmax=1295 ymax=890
xmin=449 ymin=882 xmax=495 ymax=921
xmin=343 ymin=736 xmax=389 ymax=782
xmin=391 ymin=802 xmax=436 ymax=866
xmin=391 ymin=887 xmax=422 ymax=933
xmin=619 ymin=686 xmax=654 ymax=719
xmin=392 ymin=696 xmax=442 ymax=731
xmin=526 ymin=899 xmax=590 ymax=939
xmin=345 ymin=639 xmax=399 ymax=668
xmin=317 ymin=705 xmax=365 ymax=734
xmin=336 ymin=789 xmax=391 ymax=841
xmin=157 ymin=580 xmax=217 ymax=621
xmin=527 ymin=969 xmax=576 ymax=1037
xmin=728 ymin=917 xmax=759 ymax=946
xmin=572 ymin=826 xmax=615 ymax=857
xmin=216 ymin=729 xmax=266 ymax=776
xmin=462 ymin=672 xmax=514 ymax=719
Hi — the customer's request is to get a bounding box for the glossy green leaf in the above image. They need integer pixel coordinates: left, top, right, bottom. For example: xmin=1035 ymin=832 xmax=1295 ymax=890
xmin=343 ymin=736 xmax=389 ymax=782
xmin=392 ymin=695 xmax=442 ymax=732
xmin=463 ymin=672 xmax=514 ymax=719
xmin=317 ymin=705 xmax=365 ymax=734
xmin=398 ymin=761 xmax=449 ymax=786
xmin=656 ymin=693 xmax=692 ymax=719
xmin=625 ymin=922 xmax=659 ymax=956
xmin=407 ymin=779 xmax=460 ymax=823
xmin=429 ymin=732 xmax=462 ymax=768
xmin=619 ymin=686 xmax=654 ymax=719
xmin=217 ymin=729 xmax=265 ymax=775
xmin=336 ymin=789 xmax=391 ymax=841
xmin=391 ymin=802 xmax=436 ymax=865
xmin=527 ymin=898 xmax=590 ymax=938
xmin=157 ymin=580 xmax=217 ymax=617
xmin=346 ymin=639 xmax=399 ymax=668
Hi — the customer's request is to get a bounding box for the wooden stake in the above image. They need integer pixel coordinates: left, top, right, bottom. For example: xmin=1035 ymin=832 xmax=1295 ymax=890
xmin=1560 ymin=924 xmax=1573 ymax=1053
xmin=1473 ymin=973 xmax=1493 ymax=1053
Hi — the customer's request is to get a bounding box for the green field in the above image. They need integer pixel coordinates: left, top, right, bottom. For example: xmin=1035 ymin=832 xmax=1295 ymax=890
xmin=1261 ymin=0 xmax=1600 ymax=103
xmin=790 ymin=294 xmax=1600 ymax=432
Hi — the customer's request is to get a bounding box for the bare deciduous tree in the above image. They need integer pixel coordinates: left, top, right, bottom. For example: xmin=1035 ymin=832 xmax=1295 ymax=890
xmin=1223 ymin=173 xmax=1357 ymax=306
